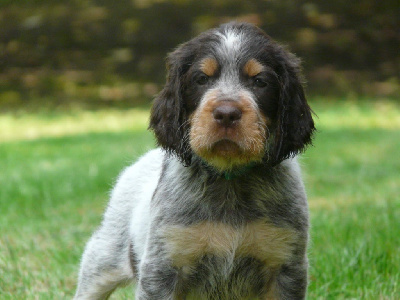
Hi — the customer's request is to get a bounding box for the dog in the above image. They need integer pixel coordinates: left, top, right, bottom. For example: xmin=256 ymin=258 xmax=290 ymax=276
xmin=74 ymin=22 xmax=315 ymax=300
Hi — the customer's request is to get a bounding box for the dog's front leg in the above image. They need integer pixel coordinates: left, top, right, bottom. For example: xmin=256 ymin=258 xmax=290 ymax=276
xmin=134 ymin=226 xmax=184 ymax=300
xmin=135 ymin=257 xmax=182 ymax=300
xmin=265 ymin=258 xmax=308 ymax=300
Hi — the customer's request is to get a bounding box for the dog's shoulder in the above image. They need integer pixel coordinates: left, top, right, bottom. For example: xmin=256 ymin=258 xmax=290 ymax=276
xmin=119 ymin=148 xmax=164 ymax=181
xmin=280 ymin=156 xmax=303 ymax=181
xmin=109 ymin=148 xmax=165 ymax=204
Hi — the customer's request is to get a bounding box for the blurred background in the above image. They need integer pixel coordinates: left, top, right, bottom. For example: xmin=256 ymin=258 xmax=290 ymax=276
xmin=0 ymin=0 xmax=399 ymax=110
xmin=1 ymin=1 xmax=399 ymax=299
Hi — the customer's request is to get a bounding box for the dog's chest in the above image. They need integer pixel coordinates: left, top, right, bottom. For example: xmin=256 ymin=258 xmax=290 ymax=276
xmin=163 ymin=220 xmax=296 ymax=281
xmin=162 ymin=220 xmax=297 ymax=298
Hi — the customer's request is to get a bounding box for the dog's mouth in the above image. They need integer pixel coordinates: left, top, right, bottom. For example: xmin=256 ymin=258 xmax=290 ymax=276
xmin=210 ymin=139 xmax=242 ymax=156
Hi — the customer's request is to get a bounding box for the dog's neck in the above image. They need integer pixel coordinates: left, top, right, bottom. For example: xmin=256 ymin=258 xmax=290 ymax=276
xmin=190 ymin=155 xmax=261 ymax=181
xmin=220 ymin=162 xmax=258 ymax=180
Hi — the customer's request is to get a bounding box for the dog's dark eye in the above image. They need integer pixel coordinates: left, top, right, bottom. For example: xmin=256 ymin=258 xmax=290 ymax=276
xmin=196 ymin=74 xmax=209 ymax=85
xmin=253 ymin=77 xmax=268 ymax=88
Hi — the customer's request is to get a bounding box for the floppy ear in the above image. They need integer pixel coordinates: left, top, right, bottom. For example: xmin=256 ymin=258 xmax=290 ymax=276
xmin=148 ymin=47 xmax=193 ymax=166
xmin=272 ymin=54 xmax=315 ymax=164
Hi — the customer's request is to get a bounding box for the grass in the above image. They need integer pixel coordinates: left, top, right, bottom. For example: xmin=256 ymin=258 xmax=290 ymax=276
xmin=304 ymin=101 xmax=400 ymax=299
xmin=1 ymin=100 xmax=399 ymax=299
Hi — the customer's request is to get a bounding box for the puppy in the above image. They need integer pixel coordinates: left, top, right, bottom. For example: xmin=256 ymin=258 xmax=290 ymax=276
xmin=74 ymin=22 xmax=315 ymax=300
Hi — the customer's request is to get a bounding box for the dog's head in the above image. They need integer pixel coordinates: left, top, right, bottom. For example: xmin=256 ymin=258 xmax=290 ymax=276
xmin=150 ymin=22 xmax=315 ymax=171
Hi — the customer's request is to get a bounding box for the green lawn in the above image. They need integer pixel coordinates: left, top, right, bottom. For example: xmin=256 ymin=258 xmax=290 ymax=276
xmin=1 ymin=100 xmax=399 ymax=299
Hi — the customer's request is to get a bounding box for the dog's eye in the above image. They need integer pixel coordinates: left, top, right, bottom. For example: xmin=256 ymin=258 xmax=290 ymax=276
xmin=253 ymin=77 xmax=268 ymax=88
xmin=196 ymin=74 xmax=209 ymax=85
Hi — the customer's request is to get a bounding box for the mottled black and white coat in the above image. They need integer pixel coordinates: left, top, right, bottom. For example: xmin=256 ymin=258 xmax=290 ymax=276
xmin=74 ymin=22 xmax=315 ymax=300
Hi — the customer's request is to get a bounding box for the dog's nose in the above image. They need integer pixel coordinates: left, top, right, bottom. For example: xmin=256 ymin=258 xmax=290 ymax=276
xmin=213 ymin=104 xmax=242 ymax=127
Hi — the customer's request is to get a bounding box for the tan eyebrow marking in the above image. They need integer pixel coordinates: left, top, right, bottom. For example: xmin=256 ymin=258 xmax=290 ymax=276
xmin=243 ymin=59 xmax=265 ymax=77
xmin=199 ymin=57 xmax=219 ymax=77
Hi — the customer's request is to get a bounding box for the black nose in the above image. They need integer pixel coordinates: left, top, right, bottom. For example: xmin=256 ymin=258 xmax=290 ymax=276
xmin=213 ymin=105 xmax=242 ymax=127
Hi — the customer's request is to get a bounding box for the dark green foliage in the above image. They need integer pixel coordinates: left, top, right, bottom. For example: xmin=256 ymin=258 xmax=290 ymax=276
xmin=0 ymin=0 xmax=399 ymax=109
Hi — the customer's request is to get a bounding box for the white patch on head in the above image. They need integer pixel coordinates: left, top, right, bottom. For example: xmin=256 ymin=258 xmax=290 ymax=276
xmin=215 ymin=27 xmax=244 ymax=58
xmin=223 ymin=30 xmax=241 ymax=49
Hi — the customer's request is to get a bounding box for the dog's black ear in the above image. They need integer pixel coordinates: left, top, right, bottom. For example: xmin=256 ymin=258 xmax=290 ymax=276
xmin=272 ymin=54 xmax=315 ymax=164
xmin=149 ymin=46 xmax=193 ymax=166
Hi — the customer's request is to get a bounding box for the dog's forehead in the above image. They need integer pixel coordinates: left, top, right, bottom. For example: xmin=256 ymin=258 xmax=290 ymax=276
xmin=212 ymin=28 xmax=251 ymax=67
xmin=195 ymin=24 xmax=268 ymax=71
xmin=215 ymin=27 xmax=245 ymax=57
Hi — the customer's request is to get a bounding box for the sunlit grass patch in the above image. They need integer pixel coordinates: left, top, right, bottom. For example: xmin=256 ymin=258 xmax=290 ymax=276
xmin=311 ymin=99 xmax=400 ymax=130
xmin=0 ymin=108 xmax=150 ymax=142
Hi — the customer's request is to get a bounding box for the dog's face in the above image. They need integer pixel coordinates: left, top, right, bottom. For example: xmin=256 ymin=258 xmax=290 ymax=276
xmin=150 ymin=22 xmax=315 ymax=170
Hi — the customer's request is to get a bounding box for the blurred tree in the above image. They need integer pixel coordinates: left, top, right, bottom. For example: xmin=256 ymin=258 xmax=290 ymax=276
xmin=0 ymin=0 xmax=398 ymax=109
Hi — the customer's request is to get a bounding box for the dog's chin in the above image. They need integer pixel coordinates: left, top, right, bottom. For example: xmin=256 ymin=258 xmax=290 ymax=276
xmin=195 ymin=139 xmax=263 ymax=171
xmin=211 ymin=139 xmax=242 ymax=157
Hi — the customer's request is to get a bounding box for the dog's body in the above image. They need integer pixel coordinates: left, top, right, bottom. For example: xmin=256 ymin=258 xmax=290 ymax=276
xmin=75 ymin=22 xmax=315 ymax=300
